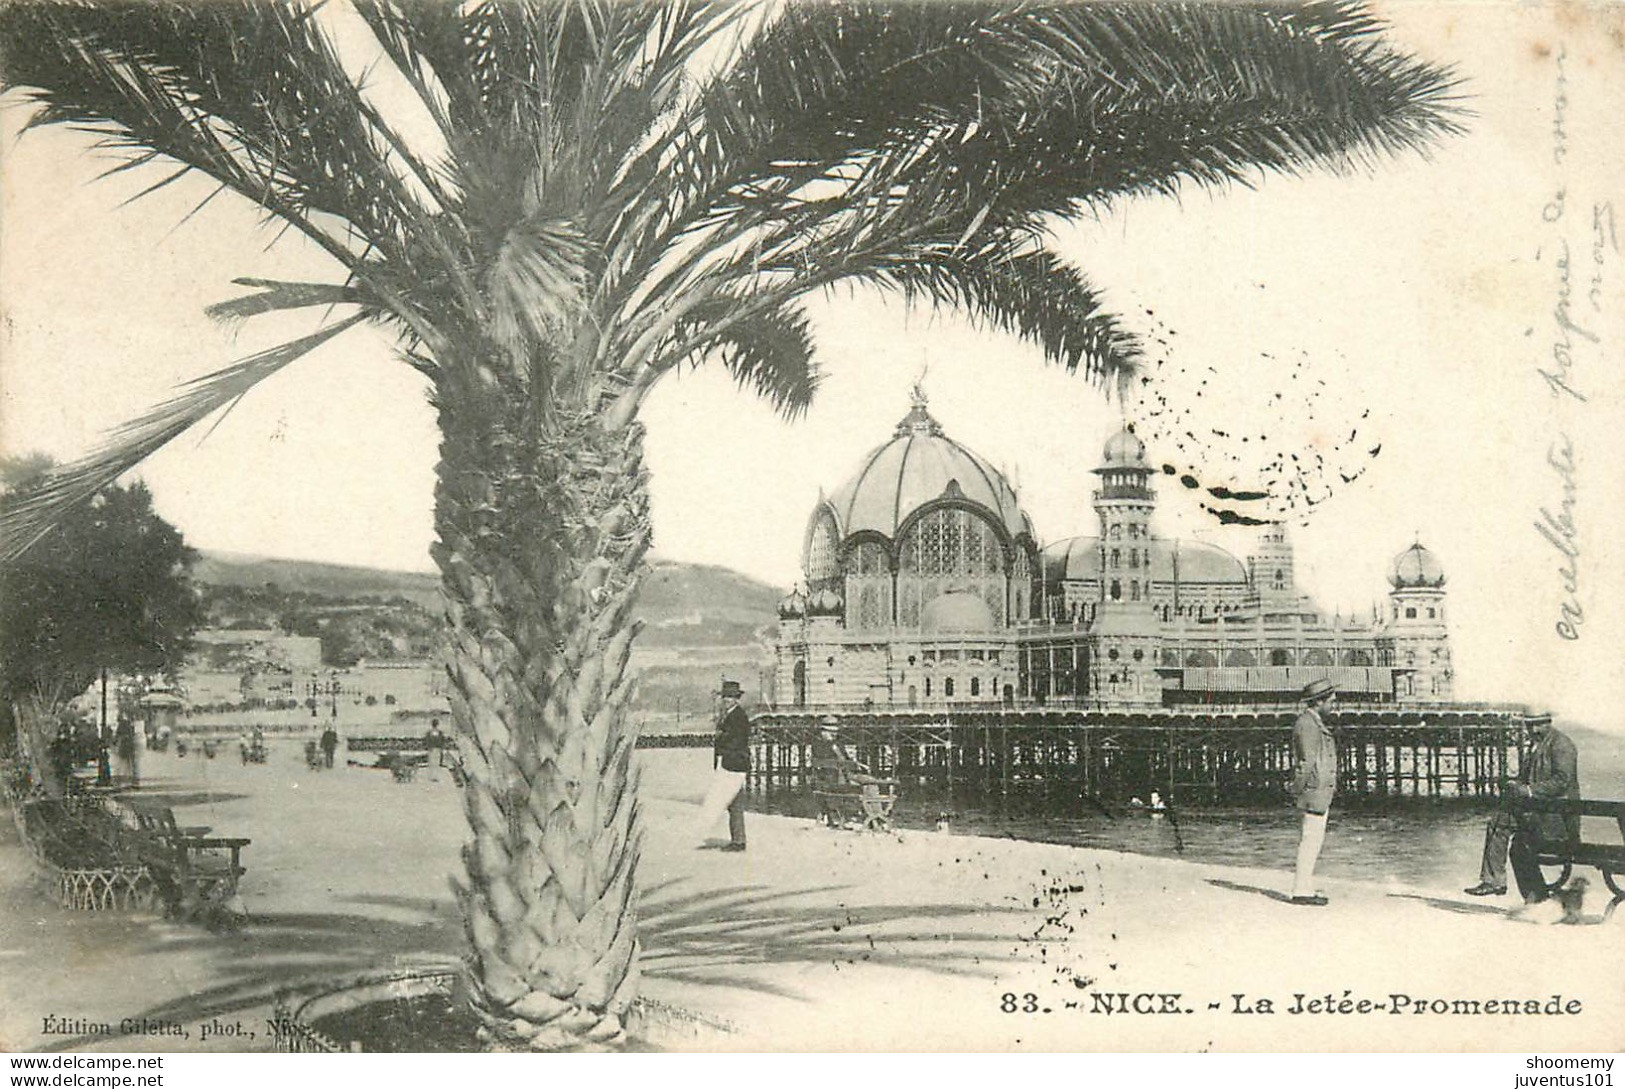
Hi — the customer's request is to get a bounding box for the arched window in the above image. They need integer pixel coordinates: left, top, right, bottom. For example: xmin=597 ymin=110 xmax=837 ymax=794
xmin=1272 ymin=568 xmax=1286 ymax=590
xmin=1130 ymin=581 xmax=1141 ymax=602
xmin=944 ymin=677 xmax=955 ymax=698
xmin=1110 ymin=548 xmax=1120 ymax=569
xmin=897 ymin=507 xmax=1006 ymax=627
xmin=1011 ymin=546 xmax=1032 ymax=622
xmin=1109 ymin=579 xmax=1122 ymax=601
xmin=924 ymin=678 xmax=932 ymax=697
xmin=1109 ymin=524 xmax=1121 ymax=540
xmin=846 ymin=540 xmax=894 ymax=630
xmin=1269 ymin=648 xmax=1293 ymax=666
xmin=970 ymin=677 xmax=980 ymax=697
xmin=1405 ymin=607 xmax=1417 ymax=619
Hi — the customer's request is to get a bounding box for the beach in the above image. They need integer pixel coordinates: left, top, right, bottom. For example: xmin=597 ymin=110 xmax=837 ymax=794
xmin=2 ymin=745 xmax=1621 ymax=1054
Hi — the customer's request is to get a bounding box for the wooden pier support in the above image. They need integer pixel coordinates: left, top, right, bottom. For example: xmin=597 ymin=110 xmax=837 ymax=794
xmin=749 ymin=704 xmax=1536 ymax=806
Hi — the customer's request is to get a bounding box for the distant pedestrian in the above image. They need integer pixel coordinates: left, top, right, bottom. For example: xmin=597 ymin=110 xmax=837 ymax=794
xmin=1288 ymin=678 xmax=1338 ymax=906
xmin=696 ymin=680 xmax=750 ymax=851
xmin=423 ymin=718 xmax=449 ymax=767
xmin=320 ymin=725 xmax=338 ymax=769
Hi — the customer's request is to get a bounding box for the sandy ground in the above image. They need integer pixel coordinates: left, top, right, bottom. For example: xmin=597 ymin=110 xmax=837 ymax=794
xmin=1 ymin=747 xmax=1621 ymax=1054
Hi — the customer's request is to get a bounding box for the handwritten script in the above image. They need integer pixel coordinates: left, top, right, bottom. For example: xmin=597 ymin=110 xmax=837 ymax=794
xmin=1532 ymin=45 xmax=1617 ymax=642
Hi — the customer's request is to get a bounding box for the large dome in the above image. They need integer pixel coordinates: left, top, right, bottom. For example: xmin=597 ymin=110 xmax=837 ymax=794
xmin=1390 ymin=542 xmax=1445 ymax=588
xmin=823 ymin=390 xmax=1033 ymax=544
xmin=1043 ymin=537 xmax=1248 ymax=584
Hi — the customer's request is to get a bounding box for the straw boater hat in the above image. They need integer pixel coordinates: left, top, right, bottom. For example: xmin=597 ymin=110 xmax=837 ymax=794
xmin=1300 ymin=678 xmax=1337 ymax=703
xmin=720 ymin=679 xmax=744 ymax=699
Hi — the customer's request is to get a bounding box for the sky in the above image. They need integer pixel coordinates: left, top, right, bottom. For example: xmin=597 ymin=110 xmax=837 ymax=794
xmin=2 ymin=3 xmax=1623 ymax=735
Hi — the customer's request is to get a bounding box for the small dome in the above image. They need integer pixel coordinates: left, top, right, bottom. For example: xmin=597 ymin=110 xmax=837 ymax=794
xmin=1041 ymin=537 xmax=1247 ymax=584
xmin=777 ymin=589 xmax=807 ymax=619
xmin=1101 ymin=427 xmax=1147 ymax=468
xmin=807 ymin=588 xmax=844 ymax=617
xmin=1390 ymin=542 xmax=1445 ymax=589
xmin=919 ymin=590 xmax=995 ymax=633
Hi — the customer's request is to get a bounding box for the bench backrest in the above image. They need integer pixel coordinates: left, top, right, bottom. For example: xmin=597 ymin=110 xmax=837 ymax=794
xmin=1514 ymin=797 xmax=1625 ymax=840
xmin=134 ymin=807 xmax=180 ymax=836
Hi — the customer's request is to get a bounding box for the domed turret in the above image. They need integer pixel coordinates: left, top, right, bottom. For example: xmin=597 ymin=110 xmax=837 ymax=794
xmin=1390 ymin=542 xmax=1445 ymax=588
xmin=1101 ymin=427 xmax=1147 ymax=468
xmin=777 ymin=589 xmax=808 ymax=619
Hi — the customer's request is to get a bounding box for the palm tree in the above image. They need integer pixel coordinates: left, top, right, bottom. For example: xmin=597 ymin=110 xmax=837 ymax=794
xmin=0 ymin=0 xmax=1459 ymax=1049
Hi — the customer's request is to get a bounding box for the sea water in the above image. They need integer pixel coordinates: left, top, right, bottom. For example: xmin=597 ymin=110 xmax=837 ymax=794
xmin=643 ymin=725 xmax=1624 ymax=892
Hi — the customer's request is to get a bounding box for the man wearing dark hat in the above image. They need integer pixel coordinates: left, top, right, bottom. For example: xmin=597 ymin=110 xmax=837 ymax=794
xmin=709 ymin=679 xmax=751 ymax=851
xmin=1288 ymin=678 xmax=1338 ymax=905
xmin=1464 ymin=714 xmax=1579 ymax=903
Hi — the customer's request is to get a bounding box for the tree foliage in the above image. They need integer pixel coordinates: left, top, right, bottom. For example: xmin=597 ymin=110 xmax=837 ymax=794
xmin=1 ymin=461 xmax=202 ymax=719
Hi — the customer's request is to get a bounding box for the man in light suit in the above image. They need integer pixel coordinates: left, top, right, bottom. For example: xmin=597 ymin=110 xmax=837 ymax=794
xmin=1289 ymin=678 xmax=1338 ymax=906
xmin=1465 ymin=714 xmax=1580 ymax=903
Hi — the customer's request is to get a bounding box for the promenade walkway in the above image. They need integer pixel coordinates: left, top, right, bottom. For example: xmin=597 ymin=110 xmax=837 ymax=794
xmin=1 ymin=752 xmax=1619 ymax=1053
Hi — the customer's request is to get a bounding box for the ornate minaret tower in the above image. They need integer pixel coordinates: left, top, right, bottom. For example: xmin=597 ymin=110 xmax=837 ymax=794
xmin=1088 ymin=427 xmax=1159 ymax=704
xmin=1384 ymin=542 xmax=1453 ymax=702
xmin=1249 ymin=523 xmax=1300 ymax=613
xmin=1092 ymin=427 xmax=1157 ymax=609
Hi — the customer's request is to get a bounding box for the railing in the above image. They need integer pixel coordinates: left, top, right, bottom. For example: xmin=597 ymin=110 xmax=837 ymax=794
xmin=759 ymin=698 xmax=1534 ymax=718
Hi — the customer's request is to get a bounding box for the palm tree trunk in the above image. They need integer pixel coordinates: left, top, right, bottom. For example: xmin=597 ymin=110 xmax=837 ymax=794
xmin=433 ymin=373 xmax=651 ymax=1051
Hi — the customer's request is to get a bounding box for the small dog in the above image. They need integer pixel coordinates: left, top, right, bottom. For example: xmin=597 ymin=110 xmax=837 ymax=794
xmin=1555 ymin=877 xmax=1588 ymax=925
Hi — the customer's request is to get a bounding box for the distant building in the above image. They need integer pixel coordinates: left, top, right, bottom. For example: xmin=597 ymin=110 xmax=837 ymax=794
xmin=774 ymin=390 xmax=1452 ymax=709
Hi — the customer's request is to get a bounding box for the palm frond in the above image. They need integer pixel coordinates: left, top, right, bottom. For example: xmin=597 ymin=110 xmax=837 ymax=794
xmin=205 ymin=278 xmax=371 ymax=328
xmin=0 ymin=0 xmax=467 ymax=326
xmin=860 ymin=248 xmax=1140 ymax=386
xmin=485 ymin=216 xmax=591 ymax=358
xmin=612 ymin=1 xmax=1461 ymax=335
xmin=0 ymin=315 xmax=368 ymax=562
xmin=677 ymin=298 xmax=819 ymax=420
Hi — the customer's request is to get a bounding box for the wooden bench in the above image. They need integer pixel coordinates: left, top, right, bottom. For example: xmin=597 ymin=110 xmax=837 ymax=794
xmin=811 ymin=763 xmax=899 ymax=832
xmin=1514 ymin=797 xmax=1625 ymax=917
xmin=127 ymin=805 xmax=249 ymax=926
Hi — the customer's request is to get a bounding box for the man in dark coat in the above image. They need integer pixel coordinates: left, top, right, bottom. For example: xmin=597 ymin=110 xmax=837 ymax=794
xmin=319 ymin=724 xmax=339 ymax=769
xmin=713 ymin=679 xmax=751 ymax=851
xmin=811 ymin=715 xmax=878 ymax=788
xmin=423 ymin=718 xmax=449 ymax=767
xmin=1465 ymin=714 xmax=1580 ymax=903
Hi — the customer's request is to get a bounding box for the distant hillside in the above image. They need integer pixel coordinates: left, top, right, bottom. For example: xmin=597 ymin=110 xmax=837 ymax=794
xmin=634 ymin=561 xmax=783 ymax=647
xmin=193 ymin=549 xmax=783 ymax=659
xmin=194 ymin=552 xmax=443 ymax=610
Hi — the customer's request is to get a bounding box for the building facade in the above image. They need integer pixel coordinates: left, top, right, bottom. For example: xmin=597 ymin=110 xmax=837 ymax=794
xmin=774 ymin=391 xmax=1453 ymax=709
